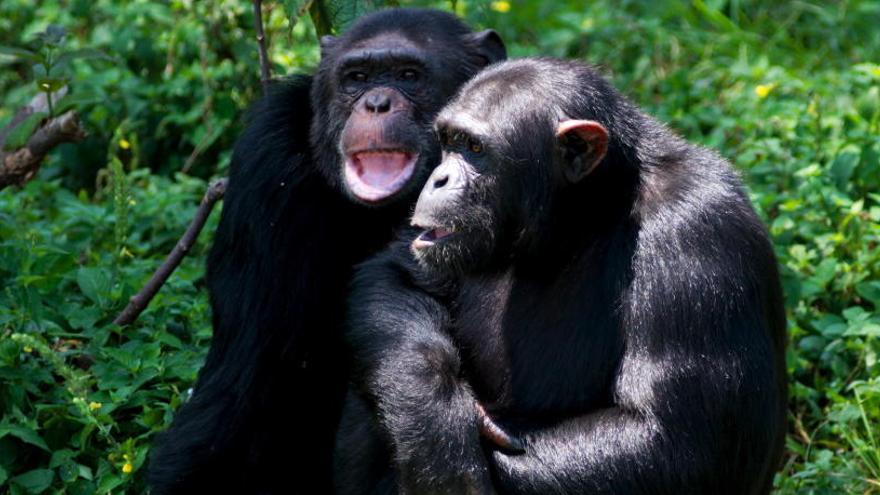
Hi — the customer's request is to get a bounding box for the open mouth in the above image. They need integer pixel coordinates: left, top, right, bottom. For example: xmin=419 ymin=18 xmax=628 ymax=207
xmin=412 ymin=226 xmax=455 ymax=250
xmin=344 ymin=149 xmax=419 ymax=203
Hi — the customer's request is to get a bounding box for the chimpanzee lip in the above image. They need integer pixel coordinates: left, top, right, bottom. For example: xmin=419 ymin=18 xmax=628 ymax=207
xmin=412 ymin=225 xmax=456 ymax=250
xmin=344 ymin=148 xmax=419 ymax=203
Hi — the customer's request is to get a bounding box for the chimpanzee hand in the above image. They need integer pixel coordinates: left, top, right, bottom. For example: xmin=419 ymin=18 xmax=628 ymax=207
xmin=369 ymin=339 xmax=495 ymax=495
xmin=477 ymin=403 xmax=525 ymax=454
xmin=387 ymin=376 xmax=525 ymax=495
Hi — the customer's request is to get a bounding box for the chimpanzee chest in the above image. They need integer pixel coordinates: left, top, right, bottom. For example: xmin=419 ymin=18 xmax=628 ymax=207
xmin=449 ymin=270 xmax=622 ymax=419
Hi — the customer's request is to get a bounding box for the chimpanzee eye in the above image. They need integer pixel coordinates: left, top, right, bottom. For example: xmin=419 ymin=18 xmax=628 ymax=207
xmin=347 ymin=71 xmax=368 ymax=83
xmin=399 ymin=69 xmax=419 ymax=82
xmin=468 ymin=138 xmax=483 ymax=154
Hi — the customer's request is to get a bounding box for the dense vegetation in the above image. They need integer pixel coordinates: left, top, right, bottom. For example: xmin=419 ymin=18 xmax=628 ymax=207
xmin=1 ymin=1 xmax=878 ymax=493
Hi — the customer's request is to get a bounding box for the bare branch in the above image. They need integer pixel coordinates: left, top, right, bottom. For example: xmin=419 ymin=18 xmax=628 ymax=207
xmin=114 ymin=178 xmax=228 ymax=326
xmin=252 ymin=0 xmax=272 ymax=95
xmin=0 ymin=110 xmax=86 ymax=190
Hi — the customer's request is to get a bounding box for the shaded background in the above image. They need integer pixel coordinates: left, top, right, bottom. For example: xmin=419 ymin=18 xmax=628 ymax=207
xmin=1 ymin=0 xmax=879 ymax=492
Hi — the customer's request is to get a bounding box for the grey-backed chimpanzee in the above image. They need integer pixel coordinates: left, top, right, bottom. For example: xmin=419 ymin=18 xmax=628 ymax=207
xmin=147 ymin=9 xmax=505 ymax=494
xmin=334 ymin=58 xmax=787 ymax=494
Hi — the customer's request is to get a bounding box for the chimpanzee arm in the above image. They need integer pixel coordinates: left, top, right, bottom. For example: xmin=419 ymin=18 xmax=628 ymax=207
xmin=346 ymin=241 xmax=494 ymax=494
xmin=490 ymin=202 xmax=787 ymax=495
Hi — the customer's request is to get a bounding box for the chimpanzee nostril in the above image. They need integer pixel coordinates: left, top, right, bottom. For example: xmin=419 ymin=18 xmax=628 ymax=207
xmin=433 ymin=174 xmax=449 ymax=189
xmin=365 ymin=93 xmax=392 ymax=113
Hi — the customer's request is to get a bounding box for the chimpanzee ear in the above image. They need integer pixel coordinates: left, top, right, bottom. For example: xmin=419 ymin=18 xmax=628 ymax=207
xmin=467 ymin=29 xmax=507 ymax=66
xmin=320 ymin=35 xmax=337 ymax=55
xmin=556 ymin=120 xmax=609 ymax=183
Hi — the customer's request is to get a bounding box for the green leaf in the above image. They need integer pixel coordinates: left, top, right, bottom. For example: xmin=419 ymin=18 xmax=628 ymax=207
xmin=2 ymin=112 xmax=47 ymax=151
xmin=31 ymin=63 xmax=47 ymax=78
xmin=49 ymin=449 xmax=76 ymax=468
xmin=78 ymin=464 xmax=93 ymax=481
xmin=844 ymin=322 xmax=880 ymax=337
xmin=0 ymin=46 xmax=42 ymax=63
xmin=76 ymin=267 xmax=112 ymax=306
xmin=58 ymin=462 xmax=80 ymax=483
xmin=829 ymin=150 xmax=860 ymax=190
xmin=0 ymin=425 xmax=50 ymax=451
xmin=35 ymin=77 xmax=67 ymax=94
xmin=0 ymin=465 xmax=7 ymax=486
xmin=856 ymin=281 xmax=880 ymax=309
xmin=53 ymin=48 xmax=115 ymax=72
xmin=66 ymin=305 xmax=102 ymax=330
xmin=11 ymin=468 xmax=54 ymax=494
xmin=37 ymin=24 xmax=66 ymax=47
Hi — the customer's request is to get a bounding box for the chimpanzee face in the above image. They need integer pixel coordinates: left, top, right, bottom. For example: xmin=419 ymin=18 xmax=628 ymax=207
xmin=410 ymin=62 xmax=609 ymax=275
xmin=409 ymin=126 xmax=503 ymax=274
xmin=309 ymin=9 xmax=506 ymax=207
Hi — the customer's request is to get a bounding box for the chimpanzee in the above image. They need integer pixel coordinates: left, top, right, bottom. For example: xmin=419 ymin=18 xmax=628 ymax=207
xmin=334 ymin=58 xmax=787 ymax=494
xmin=147 ymin=9 xmax=506 ymax=494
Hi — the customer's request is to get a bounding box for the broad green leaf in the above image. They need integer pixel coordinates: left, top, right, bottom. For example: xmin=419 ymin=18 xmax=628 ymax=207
xmin=0 ymin=46 xmax=42 ymax=63
xmin=37 ymin=25 xmax=66 ymax=47
xmin=829 ymin=150 xmax=860 ymax=190
xmin=2 ymin=112 xmax=47 ymax=151
xmin=49 ymin=449 xmax=76 ymax=468
xmin=856 ymin=281 xmax=880 ymax=309
xmin=58 ymin=462 xmax=80 ymax=483
xmin=11 ymin=468 xmax=54 ymax=494
xmin=35 ymin=77 xmax=67 ymax=94
xmin=0 ymin=425 xmax=50 ymax=451
xmin=52 ymin=48 xmax=115 ymax=72
xmin=844 ymin=322 xmax=880 ymax=337
xmin=31 ymin=63 xmax=47 ymax=78
xmin=76 ymin=267 xmax=112 ymax=306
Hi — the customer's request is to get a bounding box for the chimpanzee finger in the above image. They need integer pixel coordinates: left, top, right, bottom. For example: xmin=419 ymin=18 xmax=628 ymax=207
xmin=476 ymin=403 xmax=525 ymax=454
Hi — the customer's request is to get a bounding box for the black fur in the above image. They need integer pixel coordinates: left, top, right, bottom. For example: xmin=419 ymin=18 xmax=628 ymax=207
xmin=335 ymin=58 xmax=787 ymax=494
xmin=147 ymin=9 xmax=505 ymax=494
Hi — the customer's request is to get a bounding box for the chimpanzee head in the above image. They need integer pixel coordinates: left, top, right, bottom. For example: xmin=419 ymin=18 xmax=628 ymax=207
xmin=310 ymin=9 xmax=506 ymax=206
xmin=410 ymin=58 xmax=638 ymax=274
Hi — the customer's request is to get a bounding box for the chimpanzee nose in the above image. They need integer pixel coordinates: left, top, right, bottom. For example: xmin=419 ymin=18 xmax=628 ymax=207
xmin=365 ymin=93 xmax=392 ymax=113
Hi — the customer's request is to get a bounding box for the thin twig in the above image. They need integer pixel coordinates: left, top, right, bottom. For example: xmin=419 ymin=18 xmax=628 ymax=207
xmin=252 ymin=0 xmax=272 ymax=95
xmin=114 ymin=178 xmax=228 ymax=326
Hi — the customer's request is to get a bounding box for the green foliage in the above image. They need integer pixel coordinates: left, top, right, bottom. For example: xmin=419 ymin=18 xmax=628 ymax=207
xmin=1 ymin=0 xmax=878 ymax=493
xmin=2 ymin=112 xmax=47 ymax=151
xmin=0 ymin=24 xmax=112 ymax=118
xmin=1 ymin=173 xmax=217 ymax=493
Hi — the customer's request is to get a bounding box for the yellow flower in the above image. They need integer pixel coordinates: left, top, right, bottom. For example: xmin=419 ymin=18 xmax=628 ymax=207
xmin=490 ymin=1 xmax=511 ymax=13
xmin=122 ymin=462 xmax=134 ymax=474
xmin=119 ymin=138 xmax=131 ymax=150
xmin=807 ymin=100 xmax=817 ymax=116
xmin=88 ymin=401 xmax=102 ymax=411
xmin=754 ymin=83 xmax=777 ymax=99
xmin=23 ymin=346 xmax=33 ymax=353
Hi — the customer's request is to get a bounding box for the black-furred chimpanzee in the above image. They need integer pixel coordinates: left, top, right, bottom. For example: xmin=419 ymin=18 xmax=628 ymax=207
xmin=335 ymin=58 xmax=787 ymax=494
xmin=147 ymin=9 xmax=506 ymax=494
